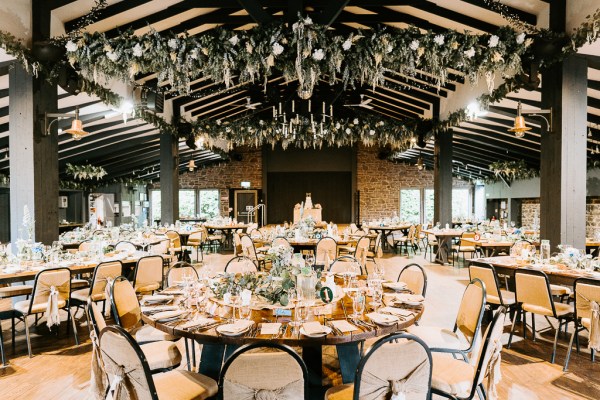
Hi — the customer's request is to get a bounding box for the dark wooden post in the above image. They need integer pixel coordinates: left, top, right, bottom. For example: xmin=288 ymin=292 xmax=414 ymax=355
xmin=9 ymin=3 xmax=59 ymax=244
xmin=540 ymin=0 xmax=587 ymax=250
xmin=434 ymin=129 xmax=453 ymax=226
xmin=160 ymin=133 xmax=179 ymax=225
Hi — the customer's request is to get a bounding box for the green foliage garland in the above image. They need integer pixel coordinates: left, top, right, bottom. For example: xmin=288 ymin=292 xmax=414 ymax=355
xmin=66 ymin=163 xmax=107 ymax=180
xmin=488 ymin=160 xmax=539 ymax=182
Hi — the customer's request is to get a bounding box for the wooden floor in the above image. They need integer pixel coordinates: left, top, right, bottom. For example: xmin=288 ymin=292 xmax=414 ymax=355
xmin=1 ymin=251 xmax=599 ymax=399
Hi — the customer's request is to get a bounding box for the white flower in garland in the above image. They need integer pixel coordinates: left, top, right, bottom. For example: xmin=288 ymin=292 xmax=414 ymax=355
xmin=369 ymin=129 xmax=375 ymax=135
xmin=434 ymin=34 xmax=445 ymax=45
xmin=353 ymin=118 xmax=359 ymax=124
xmin=312 ymin=49 xmax=325 ymax=61
xmin=345 ymin=128 xmax=351 ymax=135
xmin=106 ymin=51 xmax=119 ymax=62
xmin=168 ymin=38 xmax=178 ymax=49
xmin=488 ymin=35 xmax=500 ymax=48
xmin=246 ymin=42 xmax=253 ymax=53
xmin=386 ymin=45 xmax=393 ymax=53
xmin=229 ymin=35 xmax=239 ymax=46
xmin=342 ymin=39 xmax=352 ymax=51
xmin=65 ymin=40 xmax=78 ymax=52
xmin=516 ymin=32 xmax=526 ymax=44
xmin=304 ymin=16 xmax=313 ymax=25
xmin=272 ymin=42 xmax=284 ymax=55
xmin=409 ymin=39 xmax=419 ymax=51
xmin=189 ymin=49 xmax=198 ymax=60
xmin=132 ymin=43 xmax=143 ymax=57
xmin=464 ymin=47 xmax=476 ymax=59
xmin=335 ymin=122 xmax=341 ymax=129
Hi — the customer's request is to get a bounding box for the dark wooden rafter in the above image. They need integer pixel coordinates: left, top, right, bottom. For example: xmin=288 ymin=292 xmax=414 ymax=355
xmin=237 ymin=0 xmax=275 ymax=23
xmin=457 ymin=0 xmax=537 ymax=26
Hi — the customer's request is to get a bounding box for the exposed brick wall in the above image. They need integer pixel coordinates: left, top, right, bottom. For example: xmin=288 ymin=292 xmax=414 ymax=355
xmin=356 ymin=145 xmax=470 ymax=221
xmin=521 ymin=198 xmax=540 ymax=228
xmin=586 ymin=197 xmax=600 ymax=238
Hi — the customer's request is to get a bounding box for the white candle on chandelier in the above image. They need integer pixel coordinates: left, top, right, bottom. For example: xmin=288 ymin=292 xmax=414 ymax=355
xmin=273 ymin=106 xmax=276 ymax=118
xmin=292 ymin=100 xmax=295 ymax=113
xmin=330 ymin=105 xmax=333 ymax=117
xmin=322 ymin=102 xmax=325 ymax=114
xmin=308 ymin=100 xmax=311 ymax=113
xmin=279 ymin=102 xmax=282 ymax=114
xmin=311 ymin=113 xmax=314 ymax=123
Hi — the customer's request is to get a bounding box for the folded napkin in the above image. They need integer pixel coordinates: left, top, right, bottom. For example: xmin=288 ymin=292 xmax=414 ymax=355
xmin=260 ymin=323 xmax=282 ymax=335
xmin=141 ymin=294 xmax=174 ymax=305
xmin=330 ymin=320 xmax=358 ymax=333
xmin=160 ymin=289 xmax=185 ymax=295
xmin=303 ymin=321 xmax=329 ymax=335
xmin=379 ymin=307 xmax=414 ymax=318
xmin=219 ymin=320 xmax=253 ymax=334
xmin=141 ymin=305 xmax=178 ymax=314
xmin=151 ymin=310 xmax=186 ymax=322
xmin=180 ymin=317 xmax=216 ymax=330
xmin=385 ymin=293 xmax=424 ymax=305
xmin=367 ymin=312 xmax=399 ymax=325
xmin=382 ymin=281 xmax=408 ymax=291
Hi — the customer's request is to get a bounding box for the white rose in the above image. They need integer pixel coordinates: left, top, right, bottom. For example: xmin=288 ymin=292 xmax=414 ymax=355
xmin=229 ymin=35 xmax=239 ymax=46
xmin=464 ymin=47 xmax=475 ymax=59
xmin=345 ymin=128 xmax=351 ymax=134
xmin=335 ymin=123 xmax=341 ymax=129
xmin=65 ymin=40 xmax=78 ymax=52
xmin=409 ymin=40 xmax=419 ymax=51
xmin=353 ymin=118 xmax=359 ymax=124
xmin=369 ymin=129 xmax=375 ymax=135
xmin=516 ymin=32 xmax=526 ymax=44
xmin=312 ymin=49 xmax=325 ymax=61
xmin=106 ymin=51 xmax=118 ymax=62
xmin=272 ymin=42 xmax=284 ymax=55
xmin=304 ymin=16 xmax=313 ymax=25
xmin=189 ymin=49 xmax=198 ymax=60
xmin=434 ymin=35 xmax=445 ymax=45
xmin=132 ymin=43 xmax=143 ymax=57
xmin=342 ymin=39 xmax=352 ymax=51
xmin=488 ymin=35 xmax=499 ymax=48
xmin=168 ymin=38 xmax=178 ymax=49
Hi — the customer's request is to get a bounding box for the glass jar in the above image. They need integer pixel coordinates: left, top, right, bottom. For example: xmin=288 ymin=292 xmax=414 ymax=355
xmin=540 ymin=240 xmax=551 ymax=264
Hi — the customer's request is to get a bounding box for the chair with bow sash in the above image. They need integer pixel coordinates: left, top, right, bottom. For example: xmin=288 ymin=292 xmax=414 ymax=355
xmin=87 ymin=299 xmax=181 ymax=379
xmin=325 ymin=332 xmax=432 ymax=400
xmin=11 ymin=267 xmax=79 ymax=357
xmin=99 ymin=325 xmax=217 ymax=400
xmin=329 ymin=255 xmax=364 ymax=276
xmin=133 ymin=255 xmax=165 ymax=294
xmin=408 ymin=278 xmax=486 ymax=362
xmin=219 ymin=341 xmax=309 ymax=400
xmin=507 ymin=269 xmax=574 ymax=364
xmin=110 ymin=276 xmax=177 ymax=343
xmin=71 ymin=260 xmax=123 ymax=317
xmin=397 ymin=263 xmax=428 ymax=297
xmin=563 ymin=277 xmax=600 ymax=371
xmin=165 ymin=262 xmax=199 ymax=287
xmin=316 ymin=237 xmax=338 ymax=270
xmin=431 ymin=306 xmax=507 ymax=400
xmin=224 ymin=256 xmax=258 ymax=274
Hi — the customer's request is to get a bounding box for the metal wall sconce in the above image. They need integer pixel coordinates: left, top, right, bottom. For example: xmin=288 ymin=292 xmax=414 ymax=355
xmin=509 ymin=101 xmax=553 ymax=137
xmin=44 ymin=106 xmax=89 ymax=140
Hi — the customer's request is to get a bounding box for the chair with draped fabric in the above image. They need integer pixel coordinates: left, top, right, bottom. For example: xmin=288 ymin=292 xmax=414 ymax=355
xmin=165 ymin=262 xmax=199 ymax=287
xmin=71 ymin=260 xmax=122 ymax=316
xmin=224 ymin=256 xmax=258 ymax=274
xmin=325 ymin=332 xmax=432 ymax=400
xmin=316 ymin=237 xmax=338 ymax=269
xmin=507 ymin=269 xmax=574 ymax=364
xmin=11 ymin=267 xmax=79 ymax=357
xmin=219 ymin=341 xmax=308 ymax=400
xmin=240 ymin=234 xmax=267 ymax=270
xmin=99 ymin=325 xmax=217 ymax=400
xmin=133 ymin=255 xmax=165 ymax=294
xmin=397 ymin=263 xmax=428 ymax=297
xmin=87 ymin=299 xmax=181 ymax=377
xmin=564 ymin=277 xmax=600 ymax=371
xmin=431 ymin=307 xmax=507 ymax=400
xmin=110 ymin=276 xmax=177 ymax=344
xmin=408 ymin=278 xmax=486 ymax=362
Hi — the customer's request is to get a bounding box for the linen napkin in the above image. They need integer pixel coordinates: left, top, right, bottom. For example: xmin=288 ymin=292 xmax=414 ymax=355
xmin=260 ymin=323 xmax=282 ymax=335
xmin=219 ymin=320 xmax=253 ymax=334
xmin=179 ymin=317 xmax=217 ymax=330
xmin=366 ymin=312 xmax=399 ymax=325
xmin=141 ymin=305 xmax=178 ymax=314
xmin=303 ymin=321 xmax=330 ymax=335
xmin=160 ymin=288 xmax=185 ymax=295
xmin=379 ymin=307 xmax=414 ymax=318
xmin=382 ymin=281 xmax=408 ymax=291
xmin=151 ymin=309 xmax=186 ymax=322
xmin=141 ymin=294 xmax=174 ymax=305
xmin=330 ymin=320 xmax=358 ymax=333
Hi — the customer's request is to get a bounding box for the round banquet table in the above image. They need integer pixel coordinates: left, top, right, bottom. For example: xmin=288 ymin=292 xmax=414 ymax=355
xmin=142 ymin=287 xmax=423 ymax=396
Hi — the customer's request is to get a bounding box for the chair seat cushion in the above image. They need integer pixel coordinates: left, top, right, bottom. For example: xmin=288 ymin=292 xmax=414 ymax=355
xmin=582 ymin=317 xmax=591 ymax=330
xmin=14 ymin=298 xmax=67 ymax=315
xmin=132 ymin=324 xmax=177 ymax=343
xmin=141 ymin=340 xmax=182 ymax=371
xmin=487 ymin=290 xmax=516 ymax=306
xmin=135 ymin=283 xmax=161 ymax=294
xmin=522 ymin=301 xmax=573 ymax=317
xmin=186 ymin=240 xmax=201 ymax=246
xmin=153 ymin=370 xmax=218 ymax=400
xmin=407 ymin=325 xmax=468 ymax=351
xmin=431 ymin=353 xmax=475 ymax=398
xmin=550 ymin=284 xmax=572 ymax=296
xmin=0 ymin=285 xmax=33 ymax=299
xmin=71 ymin=288 xmax=106 ymax=302
xmin=325 ymin=383 xmax=353 ymax=400
xmin=71 ymin=278 xmax=90 ymax=290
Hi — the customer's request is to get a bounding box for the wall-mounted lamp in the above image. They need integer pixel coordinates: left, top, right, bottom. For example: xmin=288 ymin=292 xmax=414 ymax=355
xmin=188 ymin=158 xmax=196 ymax=172
xmin=44 ymin=106 xmax=89 ymax=140
xmin=509 ymin=101 xmax=553 ymax=137
xmin=415 ymin=153 xmax=424 ymax=171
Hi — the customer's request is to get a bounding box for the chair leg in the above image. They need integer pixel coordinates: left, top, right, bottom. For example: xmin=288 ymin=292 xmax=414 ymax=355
xmin=68 ymin=308 xmax=79 ymax=346
xmin=522 ymin=310 xmax=527 ymax=340
xmin=11 ymin=316 xmax=16 ymax=350
xmin=508 ymin=308 xmax=518 ymax=348
xmin=184 ymin=339 xmax=191 ymax=371
xmin=551 ymin=320 xmax=560 ymax=364
xmin=0 ymin=324 xmax=6 ymax=366
xmin=531 ymin=313 xmax=536 ymax=342
xmin=24 ymin=315 xmax=32 ymax=358
xmin=563 ymin=325 xmax=578 ymax=371
xmin=477 ymin=383 xmax=487 ymax=400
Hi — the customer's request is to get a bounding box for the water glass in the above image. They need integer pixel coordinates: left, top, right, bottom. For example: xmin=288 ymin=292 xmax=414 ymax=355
xmin=238 ymin=304 xmax=252 ymax=320
xmin=352 ymin=293 xmax=366 ymax=318
xmin=295 ymin=302 xmax=308 ymax=324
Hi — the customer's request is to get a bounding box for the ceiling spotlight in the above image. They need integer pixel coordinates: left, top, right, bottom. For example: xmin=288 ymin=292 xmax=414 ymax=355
xmin=509 ymin=101 xmax=552 ymax=137
xmin=188 ymin=159 xmax=196 ymax=172
xmin=416 ymin=153 xmax=424 ymax=171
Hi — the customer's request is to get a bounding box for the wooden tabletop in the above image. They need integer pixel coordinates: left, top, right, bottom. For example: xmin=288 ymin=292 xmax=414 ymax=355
xmin=422 ymin=229 xmax=464 ymax=237
xmin=364 ymin=225 xmax=411 ymax=231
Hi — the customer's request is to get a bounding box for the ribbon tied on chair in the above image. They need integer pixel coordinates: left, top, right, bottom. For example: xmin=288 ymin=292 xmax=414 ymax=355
xmin=486 ymin=339 xmax=503 ymax=400
xmin=46 ymin=286 xmax=61 ymax=328
xmin=102 ymin=353 xmax=142 ymax=400
xmin=90 ymin=330 xmax=109 ymax=400
xmin=576 ymin=293 xmax=600 ymax=351
xmin=224 ymin=378 xmax=303 ymax=400
xmin=359 ymin=360 xmax=429 ymax=400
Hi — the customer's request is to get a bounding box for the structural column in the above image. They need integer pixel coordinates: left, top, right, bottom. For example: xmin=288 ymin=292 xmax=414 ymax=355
xmin=540 ymin=56 xmax=588 ymax=250
xmin=160 ymin=133 xmax=179 ymax=225
xmin=433 ymin=129 xmax=453 ymax=226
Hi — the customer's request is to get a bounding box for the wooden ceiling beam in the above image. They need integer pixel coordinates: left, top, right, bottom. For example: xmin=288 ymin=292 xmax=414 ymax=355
xmin=453 ymin=0 xmax=536 ymax=26
xmin=406 ymin=1 xmax=500 ymax=33
xmin=64 ymin=0 xmax=154 ymax=32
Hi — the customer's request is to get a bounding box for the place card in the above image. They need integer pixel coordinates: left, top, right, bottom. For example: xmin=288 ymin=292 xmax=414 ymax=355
xmin=260 ymin=322 xmax=282 ymax=335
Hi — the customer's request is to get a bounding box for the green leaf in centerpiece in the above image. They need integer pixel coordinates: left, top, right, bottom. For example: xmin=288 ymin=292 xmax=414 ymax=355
xmin=280 ymin=293 xmax=289 ymax=306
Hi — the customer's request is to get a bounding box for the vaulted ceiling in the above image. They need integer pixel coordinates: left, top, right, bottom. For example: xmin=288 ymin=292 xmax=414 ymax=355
xmin=0 ymin=0 xmax=599 ymax=182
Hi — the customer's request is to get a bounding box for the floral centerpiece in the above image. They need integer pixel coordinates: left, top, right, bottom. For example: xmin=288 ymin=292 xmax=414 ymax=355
xmin=209 ymin=272 xmax=261 ymax=300
xmin=551 ymin=245 xmax=591 ymax=269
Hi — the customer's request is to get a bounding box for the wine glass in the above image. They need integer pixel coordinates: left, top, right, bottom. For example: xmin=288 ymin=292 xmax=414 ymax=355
xmin=370 ymin=282 xmax=383 ymax=312
xmin=305 ymin=254 xmax=315 ymax=269
xmin=352 ymin=292 xmax=366 ymax=318
xmin=238 ymin=301 xmax=252 ymax=320
xmin=295 ymin=302 xmax=308 ymax=325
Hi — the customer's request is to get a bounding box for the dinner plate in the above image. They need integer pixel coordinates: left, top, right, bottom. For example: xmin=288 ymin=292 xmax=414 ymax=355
xmin=382 ymin=281 xmax=408 ymax=291
xmin=300 ymin=326 xmax=332 ymax=338
xmin=367 ymin=312 xmax=399 ymax=326
xmin=216 ymin=321 xmax=253 ymax=336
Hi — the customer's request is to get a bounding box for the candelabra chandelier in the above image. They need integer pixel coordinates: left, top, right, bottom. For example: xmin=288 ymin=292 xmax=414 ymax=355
xmin=272 ymin=99 xmax=334 ymax=138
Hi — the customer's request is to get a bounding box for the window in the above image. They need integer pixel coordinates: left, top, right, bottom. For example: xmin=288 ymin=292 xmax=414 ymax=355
xmin=179 ymin=190 xmax=196 ymax=218
xmin=198 ymin=189 xmax=220 ymax=219
xmin=150 ymin=190 xmax=161 ymax=223
xmin=424 ymin=189 xmax=434 ymax=225
xmin=452 ymin=188 xmax=471 ymax=220
xmin=400 ymin=189 xmax=421 ymax=224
